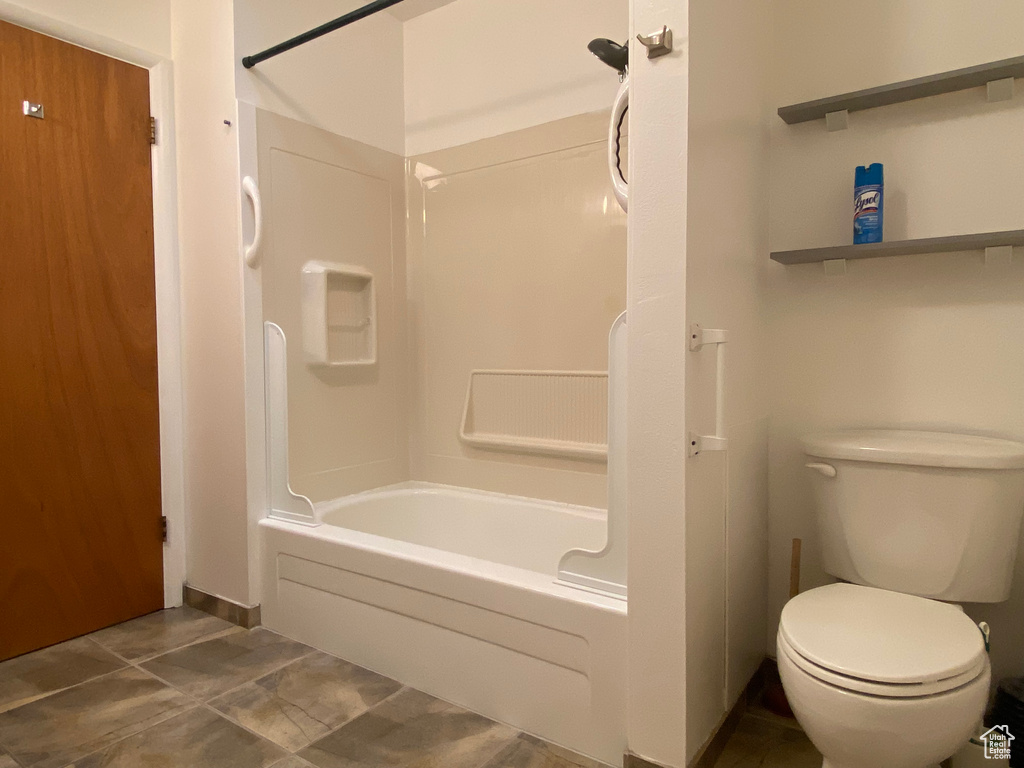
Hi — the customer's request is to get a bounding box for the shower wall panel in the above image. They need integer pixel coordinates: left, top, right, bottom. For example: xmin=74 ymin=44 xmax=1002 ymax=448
xmin=406 ymin=112 xmax=626 ymax=508
xmin=257 ymin=109 xmax=409 ymax=502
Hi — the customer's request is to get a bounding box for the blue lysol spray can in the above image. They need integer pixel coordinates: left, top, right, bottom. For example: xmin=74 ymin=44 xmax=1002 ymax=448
xmin=854 ymin=163 xmax=884 ymax=244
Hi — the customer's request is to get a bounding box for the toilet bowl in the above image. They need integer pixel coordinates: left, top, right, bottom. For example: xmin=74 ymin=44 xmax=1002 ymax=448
xmin=778 ymin=583 xmax=991 ymax=768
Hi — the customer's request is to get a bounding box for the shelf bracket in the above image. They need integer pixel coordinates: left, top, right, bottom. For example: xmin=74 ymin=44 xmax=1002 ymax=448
xmin=825 ymin=109 xmax=849 ymax=132
xmin=689 ymin=324 xmax=729 ymax=458
xmin=823 ymin=258 xmax=847 ymax=276
xmin=985 ymin=245 xmax=1014 ymax=267
xmin=689 ymin=433 xmax=728 ymax=457
xmin=689 ymin=324 xmax=728 ymax=350
xmin=987 ymin=77 xmax=1015 ymax=103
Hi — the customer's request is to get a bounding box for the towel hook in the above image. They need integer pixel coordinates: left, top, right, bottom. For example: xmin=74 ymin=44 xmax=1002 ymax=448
xmin=637 ymin=26 xmax=673 ymax=59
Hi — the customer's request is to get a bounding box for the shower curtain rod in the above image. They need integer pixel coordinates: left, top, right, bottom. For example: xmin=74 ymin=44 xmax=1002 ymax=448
xmin=242 ymin=0 xmax=407 ymax=69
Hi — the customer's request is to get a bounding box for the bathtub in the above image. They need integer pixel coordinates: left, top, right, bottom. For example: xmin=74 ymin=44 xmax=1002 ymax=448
xmin=259 ymin=482 xmax=627 ymax=763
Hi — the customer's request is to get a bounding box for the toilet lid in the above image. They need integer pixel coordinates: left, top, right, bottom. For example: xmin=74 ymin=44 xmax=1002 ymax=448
xmin=780 ymin=583 xmax=986 ymax=686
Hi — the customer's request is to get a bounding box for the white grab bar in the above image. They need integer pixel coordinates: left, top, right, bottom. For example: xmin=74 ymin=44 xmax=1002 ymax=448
xmin=688 ymin=323 xmax=729 ymax=456
xmin=242 ymin=176 xmax=263 ymax=268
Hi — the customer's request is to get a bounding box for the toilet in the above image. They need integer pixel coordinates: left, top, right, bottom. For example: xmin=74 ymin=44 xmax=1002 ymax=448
xmin=778 ymin=430 xmax=1024 ymax=768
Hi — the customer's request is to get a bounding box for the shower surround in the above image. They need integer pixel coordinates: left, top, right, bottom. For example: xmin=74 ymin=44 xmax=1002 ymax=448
xmin=251 ymin=106 xmax=627 ymax=761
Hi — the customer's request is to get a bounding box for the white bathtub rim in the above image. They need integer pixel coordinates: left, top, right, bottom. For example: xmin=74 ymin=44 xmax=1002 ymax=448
xmin=312 ymin=480 xmax=608 ymax=522
xmin=259 ymin=516 xmax=625 ymax=612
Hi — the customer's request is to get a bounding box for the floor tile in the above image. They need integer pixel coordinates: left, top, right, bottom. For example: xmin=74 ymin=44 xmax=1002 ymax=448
xmin=743 ymin=703 xmax=802 ymax=731
xmin=480 ymin=734 xmax=611 ymax=768
xmin=711 ymin=713 xmax=820 ymax=768
xmin=70 ymin=707 xmax=286 ymax=768
xmin=140 ymin=628 xmax=311 ymax=701
xmin=269 ymin=758 xmax=318 ymax=768
xmin=209 ymin=651 xmax=402 ymax=751
xmin=0 ymin=637 xmax=125 ymax=714
xmin=299 ymin=688 xmax=517 ymax=768
xmin=761 ymin=733 xmax=822 ymax=768
xmin=88 ymin=606 xmax=234 ymax=661
xmin=0 ymin=667 xmax=193 ymax=768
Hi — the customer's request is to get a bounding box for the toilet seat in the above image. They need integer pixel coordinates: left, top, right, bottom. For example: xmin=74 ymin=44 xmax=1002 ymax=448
xmin=778 ymin=629 xmax=986 ymax=697
xmin=779 ymin=583 xmax=986 ymax=698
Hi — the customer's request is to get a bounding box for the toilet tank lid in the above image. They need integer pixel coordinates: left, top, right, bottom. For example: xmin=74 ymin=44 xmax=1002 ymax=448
xmin=801 ymin=430 xmax=1024 ymax=469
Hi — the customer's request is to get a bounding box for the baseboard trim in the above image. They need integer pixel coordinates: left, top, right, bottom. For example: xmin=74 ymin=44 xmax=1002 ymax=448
xmin=624 ymin=658 xmax=772 ymax=768
xmin=686 ymin=692 xmax=745 ymax=768
xmin=688 ymin=659 xmax=773 ymax=768
xmin=183 ymin=585 xmax=261 ymax=629
xmin=624 ymin=753 xmax=665 ymax=768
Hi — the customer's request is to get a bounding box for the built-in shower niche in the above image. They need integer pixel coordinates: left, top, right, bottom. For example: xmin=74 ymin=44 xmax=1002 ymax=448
xmin=300 ymin=261 xmax=377 ymax=367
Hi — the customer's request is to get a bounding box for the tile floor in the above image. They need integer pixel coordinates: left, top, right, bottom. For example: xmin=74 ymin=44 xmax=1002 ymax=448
xmin=710 ymin=709 xmax=821 ymax=768
xmin=0 ymin=607 xmax=819 ymax=768
xmin=0 ymin=607 xmax=612 ymax=768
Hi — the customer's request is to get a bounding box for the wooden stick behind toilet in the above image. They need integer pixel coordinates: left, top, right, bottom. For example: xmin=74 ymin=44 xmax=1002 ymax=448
xmin=790 ymin=538 xmax=802 ymax=598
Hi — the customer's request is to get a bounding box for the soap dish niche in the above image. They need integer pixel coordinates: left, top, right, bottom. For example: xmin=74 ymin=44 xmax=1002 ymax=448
xmin=301 ymin=261 xmax=376 ymax=367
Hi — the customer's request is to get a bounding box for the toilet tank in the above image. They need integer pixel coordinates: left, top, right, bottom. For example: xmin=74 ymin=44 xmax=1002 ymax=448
xmin=801 ymin=430 xmax=1024 ymax=602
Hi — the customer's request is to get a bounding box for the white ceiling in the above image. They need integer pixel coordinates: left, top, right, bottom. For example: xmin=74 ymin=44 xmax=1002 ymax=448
xmin=387 ymin=0 xmax=461 ymax=21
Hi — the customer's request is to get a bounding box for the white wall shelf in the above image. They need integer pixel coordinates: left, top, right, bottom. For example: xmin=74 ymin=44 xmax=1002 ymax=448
xmin=771 ymin=229 xmax=1024 ymax=266
xmin=778 ymin=54 xmax=1024 ymax=125
xmin=300 ymin=261 xmax=377 ymax=367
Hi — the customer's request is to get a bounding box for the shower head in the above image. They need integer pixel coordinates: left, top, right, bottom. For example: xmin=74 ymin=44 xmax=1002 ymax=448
xmin=588 ymin=38 xmax=628 ymax=75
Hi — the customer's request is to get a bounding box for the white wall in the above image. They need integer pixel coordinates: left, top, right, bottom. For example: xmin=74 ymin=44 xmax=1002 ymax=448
xmin=0 ymin=0 xmax=170 ymax=58
xmin=171 ymin=0 xmax=252 ymax=606
xmin=234 ymin=0 xmax=405 ymax=155
xmin=403 ymin=0 xmax=628 ymax=155
xmin=768 ymin=0 xmax=1024 ymax=687
xmin=685 ymin=0 xmax=770 ymax=759
xmin=624 ymin=0 xmax=690 ymax=764
xmin=236 ymin=0 xmax=627 ymax=156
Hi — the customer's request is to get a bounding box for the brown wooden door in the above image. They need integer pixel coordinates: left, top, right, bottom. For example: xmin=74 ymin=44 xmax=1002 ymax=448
xmin=0 ymin=20 xmax=163 ymax=660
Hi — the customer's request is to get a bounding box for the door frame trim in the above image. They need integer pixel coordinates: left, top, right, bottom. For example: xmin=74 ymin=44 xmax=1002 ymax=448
xmin=0 ymin=4 xmax=186 ymax=608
